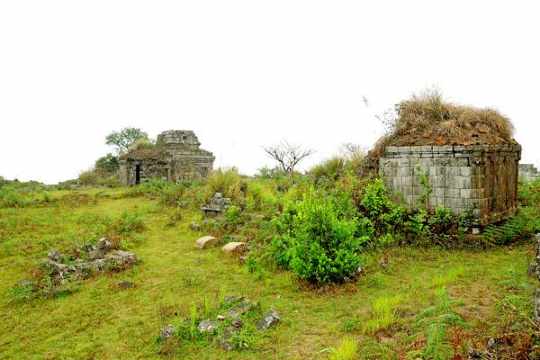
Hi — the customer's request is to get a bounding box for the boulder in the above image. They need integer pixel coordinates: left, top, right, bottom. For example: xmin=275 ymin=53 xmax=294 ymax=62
xmin=222 ymin=242 xmax=247 ymax=255
xmin=256 ymin=309 xmax=280 ymax=330
xmin=196 ymin=236 xmax=218 ymax=249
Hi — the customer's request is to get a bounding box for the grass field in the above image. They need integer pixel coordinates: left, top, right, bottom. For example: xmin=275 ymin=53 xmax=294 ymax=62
xmin=1 ymin=186 xmax=537 ymax=359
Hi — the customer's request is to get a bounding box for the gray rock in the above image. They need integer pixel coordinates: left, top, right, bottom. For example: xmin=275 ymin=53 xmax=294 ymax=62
xmin=160 ymin=324 xmax=176 ymax=340
xmin=90 ymin=258 xmax=107 ymax=272
xmin=97 ymin=237 xmax=112 ymax=250
xmin=88 ymin=238 xmax=113 ymax=260
xmin=256 ymin=309 xmax=280 ymax=330
xmin=47 ymin=249 xmax=62 ymax=262
xmin=88 ymin=249 xmax=107 ymax=260
xmin=198 ymin=320 xmax=218 ymax=334
xmin=104 ymin=250 xmax=137 ymax=269
xmin=224 ymin=296 xmax=257 ymax=320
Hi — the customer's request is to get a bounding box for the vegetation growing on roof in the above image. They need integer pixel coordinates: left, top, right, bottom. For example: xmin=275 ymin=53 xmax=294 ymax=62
xmin=368 ymin=90 xmax=516 ymax=163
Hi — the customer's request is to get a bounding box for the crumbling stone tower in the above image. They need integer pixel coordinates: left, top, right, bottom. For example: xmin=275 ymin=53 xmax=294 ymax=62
xmin=119 ymin=130 xmax=215 ymax=185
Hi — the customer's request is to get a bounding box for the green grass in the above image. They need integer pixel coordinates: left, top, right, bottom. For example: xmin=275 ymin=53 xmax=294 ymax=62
xmin=0 ymin=187 xmax=537 ymax=359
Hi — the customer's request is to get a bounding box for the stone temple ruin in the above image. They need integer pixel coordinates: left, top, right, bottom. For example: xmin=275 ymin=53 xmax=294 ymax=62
xmin=119 ymin=130 xmax=215 ymax=185
xmin=374 ymin=95 xmax=521 ymax=226
xmin=380 ymin=145 xmax=521 ymax=225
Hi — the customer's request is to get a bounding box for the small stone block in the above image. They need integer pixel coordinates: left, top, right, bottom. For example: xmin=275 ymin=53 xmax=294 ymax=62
xmin=196 ymin=236 xmax=218 ymax=249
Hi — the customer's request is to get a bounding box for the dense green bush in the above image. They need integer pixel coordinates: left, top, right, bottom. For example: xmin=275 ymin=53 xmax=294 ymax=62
xmin=271 ymin=189 xmax=369 ymax=284
xmin=519 ymin=178 xmax=540 ymax=207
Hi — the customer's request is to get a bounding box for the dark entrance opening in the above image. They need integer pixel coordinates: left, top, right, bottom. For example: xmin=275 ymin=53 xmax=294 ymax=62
xmin=135 ymin=164 xmax=141 ymax=185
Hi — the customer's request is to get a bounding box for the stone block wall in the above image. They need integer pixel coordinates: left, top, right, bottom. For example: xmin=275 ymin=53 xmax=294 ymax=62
xmin=379 ymin=144 xmax=521 ymax=225
xmin=119 ymin=130 xmax=215 ymax=186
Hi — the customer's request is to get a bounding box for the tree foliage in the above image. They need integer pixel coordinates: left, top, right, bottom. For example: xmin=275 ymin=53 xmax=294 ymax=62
xmin=106 ymin=127 xmax=149 ymax=153
xmin=95 ymin=153 xmax=119 ymax=175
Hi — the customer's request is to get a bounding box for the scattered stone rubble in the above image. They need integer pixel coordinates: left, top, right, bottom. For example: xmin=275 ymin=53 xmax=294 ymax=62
xmin=256 ymin=310 xmax=280 ymax=330
xmin=158 ymin=295 xmax=280 ymax=352
xmin=201 ymin=193 xmax=231 ymax=217
xmin=41 ymin=238 xmax=137 ymax=284
xmin=195 ymin=235 xmax=248 ymax=257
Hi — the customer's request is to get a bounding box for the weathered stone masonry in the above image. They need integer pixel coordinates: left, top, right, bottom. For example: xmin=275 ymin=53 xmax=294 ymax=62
xmin=119 ymin=130 xmax=215 ymax=185
xmin=379 ymin=144 xmax=521 ymax=225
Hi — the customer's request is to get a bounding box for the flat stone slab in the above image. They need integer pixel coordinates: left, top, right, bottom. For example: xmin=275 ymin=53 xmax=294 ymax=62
xmin=222 ymin=242 xmax=247 ymax=254
xmin=196 ymin=236 xmax=218 ymax=249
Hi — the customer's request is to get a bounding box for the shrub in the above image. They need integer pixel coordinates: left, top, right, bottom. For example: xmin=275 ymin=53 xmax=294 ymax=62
xmin=205 ymin=168 xmax=247 ymax=204
xmin=271 ymin=190 xmax=369 ymax=284
xmin=310 ymin=157 xmax=347 ymax=184
xmin=482 ymin=208 xmax=539 ymax=245
xmin=329 ymin=337 xmax=359 ymax=360
xmin=360 ymin=179 xmax=393 ymax=220
xmin=0 ymin=187 xmax=28 ymax=208
xmin=518 ymin=178 xmax=540 ymax=207
xmin=109 ymin=211 xmax=146 ymax=237
xmin=363 ymin=295 xmax=402 ymax=334
xmin=95 ymin=153 xmax=119 ymax=175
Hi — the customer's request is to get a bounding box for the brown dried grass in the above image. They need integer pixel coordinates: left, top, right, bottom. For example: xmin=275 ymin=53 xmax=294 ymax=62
xmin=364 ymin=92 xmax=516 ymax=172
xmin=388 ymin=91 xmax=514 ymax=146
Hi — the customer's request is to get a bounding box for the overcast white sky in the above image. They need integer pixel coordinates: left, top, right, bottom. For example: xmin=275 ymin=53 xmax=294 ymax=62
xmin=1 ymin=1 xmax=539 ymax=184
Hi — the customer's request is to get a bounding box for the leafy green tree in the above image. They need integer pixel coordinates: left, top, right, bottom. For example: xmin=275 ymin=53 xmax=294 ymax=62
xmin=95 ymin=153 xmax=119 ymax=175
xmin=106 ymin=127 xmax=149 ymax=153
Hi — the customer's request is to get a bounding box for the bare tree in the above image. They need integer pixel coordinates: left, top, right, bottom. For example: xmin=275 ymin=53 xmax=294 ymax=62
xmin=263 ymin=141 xmax=314 ymax=175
